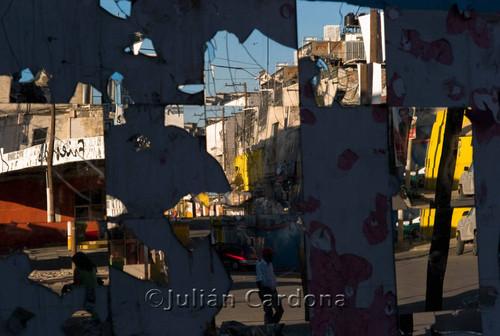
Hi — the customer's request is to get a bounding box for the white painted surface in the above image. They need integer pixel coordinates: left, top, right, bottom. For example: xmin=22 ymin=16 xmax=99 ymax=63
xmin=0 ymin=136 xmax=104 ymax=174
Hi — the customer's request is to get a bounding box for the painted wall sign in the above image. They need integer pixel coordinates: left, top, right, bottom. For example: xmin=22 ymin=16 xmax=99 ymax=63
xmin=0 ymin=136 xmax=104 ymax=174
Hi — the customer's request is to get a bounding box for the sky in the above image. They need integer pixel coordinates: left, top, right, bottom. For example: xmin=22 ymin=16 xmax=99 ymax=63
xmin=20 ymin=0 xmax=366 ymax=124
xmin=185 ymin=1 xmax=366 ymax=124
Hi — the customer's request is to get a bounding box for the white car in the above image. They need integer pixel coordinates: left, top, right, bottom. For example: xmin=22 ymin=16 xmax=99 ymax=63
xmin=458 ymin=163 xmax=474 ymax=197
xmin=456 ymin=207 xmax=477 ymax=255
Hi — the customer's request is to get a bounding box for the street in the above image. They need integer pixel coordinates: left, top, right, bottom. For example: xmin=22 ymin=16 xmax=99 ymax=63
xmin=214 ymin=238 xmax=479 ymax=335
xmin=23 ymin=237 xmax=480 ymax=335
xmin=215 ymin=268 xmax=307 ymax=327
xmin=396 ymin=238 xmax=479 ymax=314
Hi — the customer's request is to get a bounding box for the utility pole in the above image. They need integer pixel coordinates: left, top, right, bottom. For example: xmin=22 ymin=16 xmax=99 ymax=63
xmin=244 ymin=83 xmax=247 ymax=148
xmin=222 ymin=107 xmax=226 ymax=173
xmin=46 ymin=103 xmax=56 ymax=222
xmin=425 ymin=108 xmax=464 ymax=311
xmin=225 ymin=82 xmax=248 ymax=150
xmin=361 ymin=9 xmax=381 ymax=105
xmin=225 ymin=82 xmax=247 ymax=108
xmin=243 ymin=82 xmax=247 ymax=109
xmin=405 ymin=108 xmax=416 ymax=190
xmin=369 ymin=8 xmax=381 ymax=64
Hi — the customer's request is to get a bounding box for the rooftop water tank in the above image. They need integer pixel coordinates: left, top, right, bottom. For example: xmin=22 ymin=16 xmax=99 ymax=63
xmin=344 ymin=13 xmax=358 ymax=28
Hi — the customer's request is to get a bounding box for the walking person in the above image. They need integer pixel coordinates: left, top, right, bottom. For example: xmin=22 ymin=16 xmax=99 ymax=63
xmin=61 ymin=252 xmax=100 ymax=318
xmin=256 ymin=247 xmax=283 ymax=324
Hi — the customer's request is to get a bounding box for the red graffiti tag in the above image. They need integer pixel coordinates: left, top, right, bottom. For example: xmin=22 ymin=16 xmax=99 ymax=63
xmin=387 ymin=73 xmax=406 ymax=106
xmin=446 ymin=4 xmax=493 ymax=49
xmin=307 ymin=221 xmax=372 ymax=310
xmin=300 ymin=108 xmax=316 ymax=125
xmin=400 ymin=29 xmax=453 ymax=65
xmin=362 ymin=194 xmax=389 ymax=245
xmin=307 ymin=221 xmax=397 ymax=335
xmin=305 ymin=195 xmax=321 ymax=213
xmin=337 ymin=149 xmax=359 ymax=171
xmin=302 ymin=79 xmax=315 ymax=100
xmin=469 ymin=88 xmax=500 ymax=143
xmin=444 ymin=78 xmax=465 ymax=101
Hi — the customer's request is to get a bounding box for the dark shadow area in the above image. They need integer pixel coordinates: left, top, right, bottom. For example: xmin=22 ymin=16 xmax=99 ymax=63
xmin=399 ymin=288 xmax=479 ymax=313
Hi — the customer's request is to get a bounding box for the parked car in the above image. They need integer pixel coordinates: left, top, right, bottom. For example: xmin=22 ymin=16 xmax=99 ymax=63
xmin=456 ymin=207 xmax=477 ymax=255
xmin=393 ymin=215 xmax=421 ymax=240
xmin=403 ymin=216 xmax=421 ymax=238
xmin=410 ymin=167 xmax=426 ymax=188
xmin=213 ymin=243 xmax=259 ymax=270
xmin=458 ymin=163 xmax=474 ymax=197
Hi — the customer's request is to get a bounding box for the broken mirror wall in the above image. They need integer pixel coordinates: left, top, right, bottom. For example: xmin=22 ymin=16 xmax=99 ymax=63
xmin=1 ymin=0 xmax=500 ymax=335
xmin=166 ymin=27 xmax=306 ymax=326
xmin=298 ymin=6 xmax=399 ymax=335
xmin=0 ymin=63 xmax=111 ymax=335
xmin=384 ymin=4 xmax=500 ymax=335
xmin=391 ymin=106 xmax=481 ymax=334
xmin=0 ymin=0 xmax=298 ymax=335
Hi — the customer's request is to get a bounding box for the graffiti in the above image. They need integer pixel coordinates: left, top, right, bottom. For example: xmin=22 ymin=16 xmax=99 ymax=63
xmin=399 ymin=29 xmax=453 ymax=65
xmin=0 ymin=136 xmax=104 ymax=174
xmin=362 ymin=193 xmax=390 ymax=245
xmin=446 ymin=4 xmax=493 ymax=49
xmin=38 ymin=139 xmax=85 ymax=162
xmin=0 ymin=148 xmax=8 ymax=172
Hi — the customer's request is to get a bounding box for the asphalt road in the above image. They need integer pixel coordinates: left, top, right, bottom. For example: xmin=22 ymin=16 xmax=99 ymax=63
xmin=215 ymin=239 xmax=479 ymax=335
xmin=396 ymin=238 xmax=479 ymax=314
xmin=25 ymin=236 xmax=480 ymax=335
xmin=215 ymin=268 xmax=307 ymax=327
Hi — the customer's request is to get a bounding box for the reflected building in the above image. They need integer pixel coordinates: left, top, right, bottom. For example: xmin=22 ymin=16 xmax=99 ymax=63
xmin=0 ymin=76 xmax=115 ymax=253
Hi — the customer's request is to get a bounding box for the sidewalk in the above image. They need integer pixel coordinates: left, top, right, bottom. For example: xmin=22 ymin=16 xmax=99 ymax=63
xmin=24 ymin=245 xmax=110 ymax=293
xmin=24 ymin=240 xmax=476 ymax=336
xmin=24 ymin=245 xmax=109 ymax=270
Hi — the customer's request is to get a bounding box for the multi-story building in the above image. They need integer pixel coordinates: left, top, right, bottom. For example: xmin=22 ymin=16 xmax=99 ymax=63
xmin=0 ymin=76 xmax=111 ymax=252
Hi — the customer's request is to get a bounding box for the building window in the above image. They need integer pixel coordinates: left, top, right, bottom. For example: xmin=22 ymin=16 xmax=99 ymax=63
xmin=32 ymin=128 xmax=47 ymax=145
xmin=75 ymin=189 xmax=105 ymax=221
xmin=271 ymin=122 xmax=279 ymax=138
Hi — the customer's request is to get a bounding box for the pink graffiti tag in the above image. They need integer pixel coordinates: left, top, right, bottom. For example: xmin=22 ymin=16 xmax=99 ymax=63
xmin=444 ymin=78 xmax=465 ymax=101
xmin=387 ymin=73 xmax=406 ymax=106
xmin=362 ymin=193 xmax=389 ymax=245
xmin=300 ymin=108 xmax=316 ymax=125
xmin=307 ymin=221 xmax=397 ymax=335
xmin=337 ymin=149 xmax=359 ymax=171
xmin=469 ymin=88 xmax=500 ymax=143
xmin=399 ymin=29 xmax=453 ymax=65
xmin=305 ymin=195 xmax=321 ymax=213
xmin=446 ymin=4 xmax=493 ymax=49
xmin=302 ymin=79 xmax=315 ymax=100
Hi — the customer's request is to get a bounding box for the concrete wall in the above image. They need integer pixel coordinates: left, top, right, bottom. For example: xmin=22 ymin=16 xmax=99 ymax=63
xmin=0 ymin=76 xmax=11 ymax=103
xmin=0 ymin=1 xmax=499 ymax=335
xmin=0 ymin=105 xmax=103 ymax=153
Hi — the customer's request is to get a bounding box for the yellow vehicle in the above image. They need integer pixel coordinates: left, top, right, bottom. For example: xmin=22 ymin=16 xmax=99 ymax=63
xmin=421 ymin=109 xmax=473 ymax=238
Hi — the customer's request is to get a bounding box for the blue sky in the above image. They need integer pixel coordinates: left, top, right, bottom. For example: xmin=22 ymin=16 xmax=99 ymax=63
xmin=189 ymin=1 xmax=366 ymax=123
xmin=21 ymin=1 xmax=366 ymax=123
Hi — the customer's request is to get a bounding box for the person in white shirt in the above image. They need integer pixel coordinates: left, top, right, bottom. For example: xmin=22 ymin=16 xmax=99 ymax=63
xmin=255 ymin=247 xmax=283 ymax=324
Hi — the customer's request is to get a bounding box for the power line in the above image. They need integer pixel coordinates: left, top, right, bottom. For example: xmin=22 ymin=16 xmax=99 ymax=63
xmin=225 ymin=32 xmax=237 ymax=93
xmin=213 ymin=57 xmax=264 ymax=67
xmin=241 ymin=43 xmax=266 ymax=72
xmin=211 ymin=64 xmax=258 ymax=78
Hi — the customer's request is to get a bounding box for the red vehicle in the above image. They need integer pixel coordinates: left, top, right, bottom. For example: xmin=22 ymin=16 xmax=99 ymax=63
xmin=214 ymin=243 xmax=259 ymax=270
